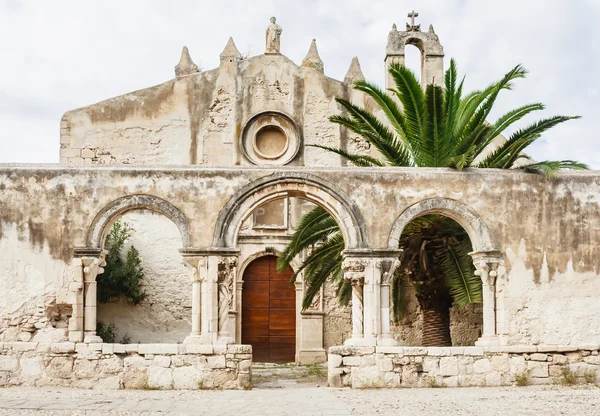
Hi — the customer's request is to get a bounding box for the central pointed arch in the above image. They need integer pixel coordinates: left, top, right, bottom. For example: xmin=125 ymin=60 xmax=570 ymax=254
xmin=213 ymin=172 xmax=369 ymax=250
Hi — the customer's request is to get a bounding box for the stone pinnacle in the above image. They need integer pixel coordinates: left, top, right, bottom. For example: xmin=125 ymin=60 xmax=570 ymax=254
xmin=220 ymin=37 xmax=243 ymax=63
xmin=301 ymin=39 xmax=324 ymax=72
xmin=174 ymin=46 xmax=199 ymax=78
xmin=344 ymin=57 xmax=365 ymax=85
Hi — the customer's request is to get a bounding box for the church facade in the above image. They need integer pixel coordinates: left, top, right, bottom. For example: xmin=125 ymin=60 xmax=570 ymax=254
xmin=1 ymin=15 xmax=600 ymax=389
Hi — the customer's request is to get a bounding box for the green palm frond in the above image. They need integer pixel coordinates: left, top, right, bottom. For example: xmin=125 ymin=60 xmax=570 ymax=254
xmin=307 ymin=144 xmax=385 ymax=167
xmin=517 ymin=160 xmax=589 ymax=180
xmin=438 ymin=239 xmax=481 ymax=307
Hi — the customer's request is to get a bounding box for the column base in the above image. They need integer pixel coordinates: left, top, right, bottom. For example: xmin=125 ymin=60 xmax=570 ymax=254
xmin=83 ymin=333 xmax=103 ymax=343
xmin=475 ymin=335 xmax=508 ymax=347
xmin=344 ymin=337 xmax=370 ymax=346
xmin=377 ymin=336 xmax=398 ymax=346
xmin=297 ymin=349 xmax=327 ymax=364
xmin=183 ymin=334 xmax=203 ymax=344
xmin=216 ymin=335 xmax=235 ymax=345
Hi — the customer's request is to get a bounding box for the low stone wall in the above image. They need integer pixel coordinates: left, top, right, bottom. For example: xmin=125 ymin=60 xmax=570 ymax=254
xmin=328 ymin=345 xmax=600 ymax=388
xmin=0 ymin=342 xmax=252 ymax=390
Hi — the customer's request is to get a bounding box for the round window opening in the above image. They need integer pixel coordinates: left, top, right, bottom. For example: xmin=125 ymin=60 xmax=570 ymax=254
xmin=254 ymin=125 xmax=289 ymax=159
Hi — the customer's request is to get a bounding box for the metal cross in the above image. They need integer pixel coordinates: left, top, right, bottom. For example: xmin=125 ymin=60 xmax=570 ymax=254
xmin=408 ymin=10 xmax=419 ymax=27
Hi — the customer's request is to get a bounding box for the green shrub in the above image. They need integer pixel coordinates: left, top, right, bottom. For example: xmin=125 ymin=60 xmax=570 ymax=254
xmin=97 ymin=220 xmax=147 ymax=305
xmin=96 ymin=321 xmax=117 ymax=343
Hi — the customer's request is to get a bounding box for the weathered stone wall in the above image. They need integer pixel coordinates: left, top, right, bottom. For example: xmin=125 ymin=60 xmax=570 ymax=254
xmin=0 ymin=342 xmax=251 ymax=390
xmin=96 ymin=211 xmax=191 ymax=344
xmin=328 ymin=345 xmax=600 ymax=388
xmin=59 ymin=55 xmax=369 ymax=168
xmin=1 ymin=166 xmax=599 ymax=347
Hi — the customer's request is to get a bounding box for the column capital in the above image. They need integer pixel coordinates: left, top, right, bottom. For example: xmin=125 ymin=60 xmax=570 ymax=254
xmin=469 ymin=250 xmax=502 ymax=286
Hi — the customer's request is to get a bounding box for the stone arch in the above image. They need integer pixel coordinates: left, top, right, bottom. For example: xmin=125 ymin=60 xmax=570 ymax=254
xmin=237 ymin=249 xmax=300 ymax=281
xmin=213 ymin=172 xmax=368 ymax=250
xmin=387 ymin=198 xmax=496 ymax=252
xmin=86 ymin=194 xmax=192 ymax=249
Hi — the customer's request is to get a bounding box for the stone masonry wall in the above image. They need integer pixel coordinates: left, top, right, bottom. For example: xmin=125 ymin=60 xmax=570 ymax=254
xmin=0 ymin=342 xmax=252 ymax=390
xmin=328 ymin=345 xmax=600 ymax=388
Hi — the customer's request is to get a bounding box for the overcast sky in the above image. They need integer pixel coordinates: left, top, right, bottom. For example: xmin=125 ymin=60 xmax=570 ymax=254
xmin=0 ymin=0 xmax=598 ymax=167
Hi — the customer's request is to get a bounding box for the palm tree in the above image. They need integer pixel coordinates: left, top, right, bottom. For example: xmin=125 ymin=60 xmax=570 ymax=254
xmin=278 ymin=60 xmax=587 ymax=346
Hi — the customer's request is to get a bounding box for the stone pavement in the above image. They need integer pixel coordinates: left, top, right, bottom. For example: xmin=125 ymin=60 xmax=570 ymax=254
xmin=0 ymin=384 xmax=599 ymax=415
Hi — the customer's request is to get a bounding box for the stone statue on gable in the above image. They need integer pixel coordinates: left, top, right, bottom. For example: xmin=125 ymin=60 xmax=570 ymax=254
xmin=266 ymin=16 xmax=282 ymax=54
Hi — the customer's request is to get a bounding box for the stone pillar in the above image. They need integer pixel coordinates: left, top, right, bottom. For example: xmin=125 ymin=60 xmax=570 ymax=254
xmin=470 ymin=250 xmax=504 ymax=346
xmin=342 ymin=257 xmax=366 ymax=346
xmin=298 ymin=273 xmax=327 ymax=364
xmin=181 ymin=255 xmax=205 ymax=344
xmin=378 ymin=259 xmax=400 ymax=346
xmin=79 ymin=251 xmax=107 ymax=344
xmin=217 ymin=256 xmax=238 ymax=344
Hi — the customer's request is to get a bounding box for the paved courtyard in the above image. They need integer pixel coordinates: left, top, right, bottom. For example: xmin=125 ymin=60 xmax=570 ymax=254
xmin=0 ymin=384 xmax=599 ymax=416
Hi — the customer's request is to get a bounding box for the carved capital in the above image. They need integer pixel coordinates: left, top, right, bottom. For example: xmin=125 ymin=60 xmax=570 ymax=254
xmin=380 ymin=258 xmax=401 ymax=286
xmin=470 ymin=250 xmax=502 ymax=286
xmin=181 ymin=256 xmax=207 ymax=282
xmin=342 ymin=258 xmax=366 ymax=285
xmin=81 ymin=250 xmax=107 ymax=283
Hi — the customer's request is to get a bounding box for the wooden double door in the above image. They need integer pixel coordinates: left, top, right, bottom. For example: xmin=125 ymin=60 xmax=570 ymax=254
xmin=241 ymin=255 xmax=296 ymax=363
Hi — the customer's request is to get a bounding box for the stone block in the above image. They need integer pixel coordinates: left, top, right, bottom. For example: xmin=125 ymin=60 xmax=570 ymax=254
xmin=351 ymin=366 xmax=382 ymax=388
xmin=238 ymin=359 xmax=252 ymax=374
xmin=463 ymin=347 xmax=484 ymax=356
xmin=401 ymin=365 xmax=418 ymax=387
xmin=205 ymin=370 xmax=237 ymax=389
xmin=329 ymin=346 xmax=375 ymax=356
xmin=506 ymin=345 xmax=537 ymax=353
xmin=403 ymin=347 xmax=428 ymax=356
xmin=529 ymin=353 xmax=548 ymax=362
xmin=185 ymin=344 xmax=213 ymax=355
xmin=510 ymin=356 xmax=527 ymax=374
xmin=125 ymin=344 xmax=140 ymax=354
xmin=328 ymin=373 xmax=342 ymax=387
xmin=382 ymin=371 xmax=401 ymax=387
xmin=583 ymin=356 xmax=600 ymax=365
xmin=123 ymin=366 xmax=148 ymax=389
xmin=227 ymin=344 xmax=251 ymax=354
xmin=342 ymin=356 xmax=361 ymax=367
xmin=377 ymin=357 xmax=393 ymax=372
xmin=50 ymin=342 xmax=75 ymax=353
xmin=139 ymin=344 xmax=178 ymax=355
xmin=422 ymin=357 xmax=439 ymax=374
xmin=443 ymin=375 xmax=459 ymax=387
xmin=328 ymin=354 xmax=342 ymax=369
xmin=393 ymin=356 xmax=410 ymax=366
xmin=81 ymin=148 xmax=95 ymax=158
xmin=12 ymin=342 xmax=38 ymax=351
xmin=362 ymin=356 xmax=375 ymax=366
xmin=113 ymin=344 xmax=127 ymax=354
xmin=491 ymin=355 xmax=509 ymax=372
xmin=148 ymin=366 xmax=173 ymax=389
xmin=237 ymin=373 xmax=252 ymax=389
xmin=173 ymin=366 xmax=202 ymax=389
xmin=46 ymin=357 xmax=73 ymax=379
xmin=375 ymin=346 xmax=403 ymax=354
xmin=527 ymin=361 xmax=549 ymax=378
xmin=207 ymin=355 xmax=226 ymax=369
xmin=0 ymin=356 xmax=18 ymax=372
xmin=20 ymin=357 xmax=44 ymax=377
xmin=459 ymin=374 xmax=485 ymax=387
xmin=426 ymin=347 xmax=450 ymax=356
xmin=94 ymin=376 xmax=120 ymax=390
xmin=473 ymin=358 xmax=491 ymax=374
xmin=101 ymin=344 xmax=114 ymax=354
xmin=485 ymin=372 xmax=502 ymax=386
xmin=73 ymin=359 xmax=98 ymax=378
xmin=99 ymin=357 xmax=123 ymax=374
xmin=152 ymin=356 xmax=171 ymax=368
xmin=124 ymin=356 xmax=146 ymax=368
xmin=439 ymin=357 xmax=458 ymax=376
xmin=569 ymin=363 xmax=597 ymax=377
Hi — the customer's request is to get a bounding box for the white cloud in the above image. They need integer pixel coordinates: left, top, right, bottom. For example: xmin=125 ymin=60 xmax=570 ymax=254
xmin=0 ymin=0 xmax=598 ymax=167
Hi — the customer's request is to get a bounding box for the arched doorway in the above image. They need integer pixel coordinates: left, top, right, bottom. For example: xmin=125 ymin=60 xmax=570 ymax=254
xmin=242 ymin=255 xmax=296 ymax=363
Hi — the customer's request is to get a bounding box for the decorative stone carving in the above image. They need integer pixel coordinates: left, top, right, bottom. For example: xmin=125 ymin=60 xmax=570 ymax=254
xmin=406 ymin=10 xmax=420 ymax=32
xmin=174 ymin=46 xmax=200 ymax=78
xmin=301 ymin=39 xmax=324 ymax=72
xmin=342 ymin=258 xmax=366 ymax=284
xmin=265 ymin=17 xmax=282 ymax=54
xmin=343 ymin=258 xmax=366 ymax=342
xmin=217 ymin=257 xmax=237 ymax=339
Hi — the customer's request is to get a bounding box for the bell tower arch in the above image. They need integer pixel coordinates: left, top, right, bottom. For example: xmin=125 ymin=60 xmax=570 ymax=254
xmin=384 ymin=11 xmax=445 ymax=89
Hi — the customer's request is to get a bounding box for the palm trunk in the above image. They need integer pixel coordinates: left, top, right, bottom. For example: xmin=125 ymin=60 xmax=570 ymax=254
xmin=421 ymin=306 xmax=451 ymax=346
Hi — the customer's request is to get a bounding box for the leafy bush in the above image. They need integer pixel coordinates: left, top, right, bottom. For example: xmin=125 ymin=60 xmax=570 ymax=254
xmin=96 ymin=321 xmax=117 ymax=343
xmin=97 ymin=220 xmax=147 ymax=305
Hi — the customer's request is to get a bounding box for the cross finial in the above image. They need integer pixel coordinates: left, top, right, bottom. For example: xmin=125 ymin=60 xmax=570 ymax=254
xmin=406 ymin=10 xmax=421 ymax=31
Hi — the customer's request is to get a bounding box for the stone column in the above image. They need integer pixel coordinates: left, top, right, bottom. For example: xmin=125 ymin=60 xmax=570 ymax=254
xmin=217 ymin=256 xmax=238 ymax=344
xmin=80 ymin=251 xmax=107 ymax=344
xmin=470 ymin=251 xmax=504 ymax=346
xmin=181 ymin=255 xmax=205 ymax=344
xmin=378 ymin=258 xmax=400 ymax=346
xmin=342 ymin=257 xmax=366 ymax=346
